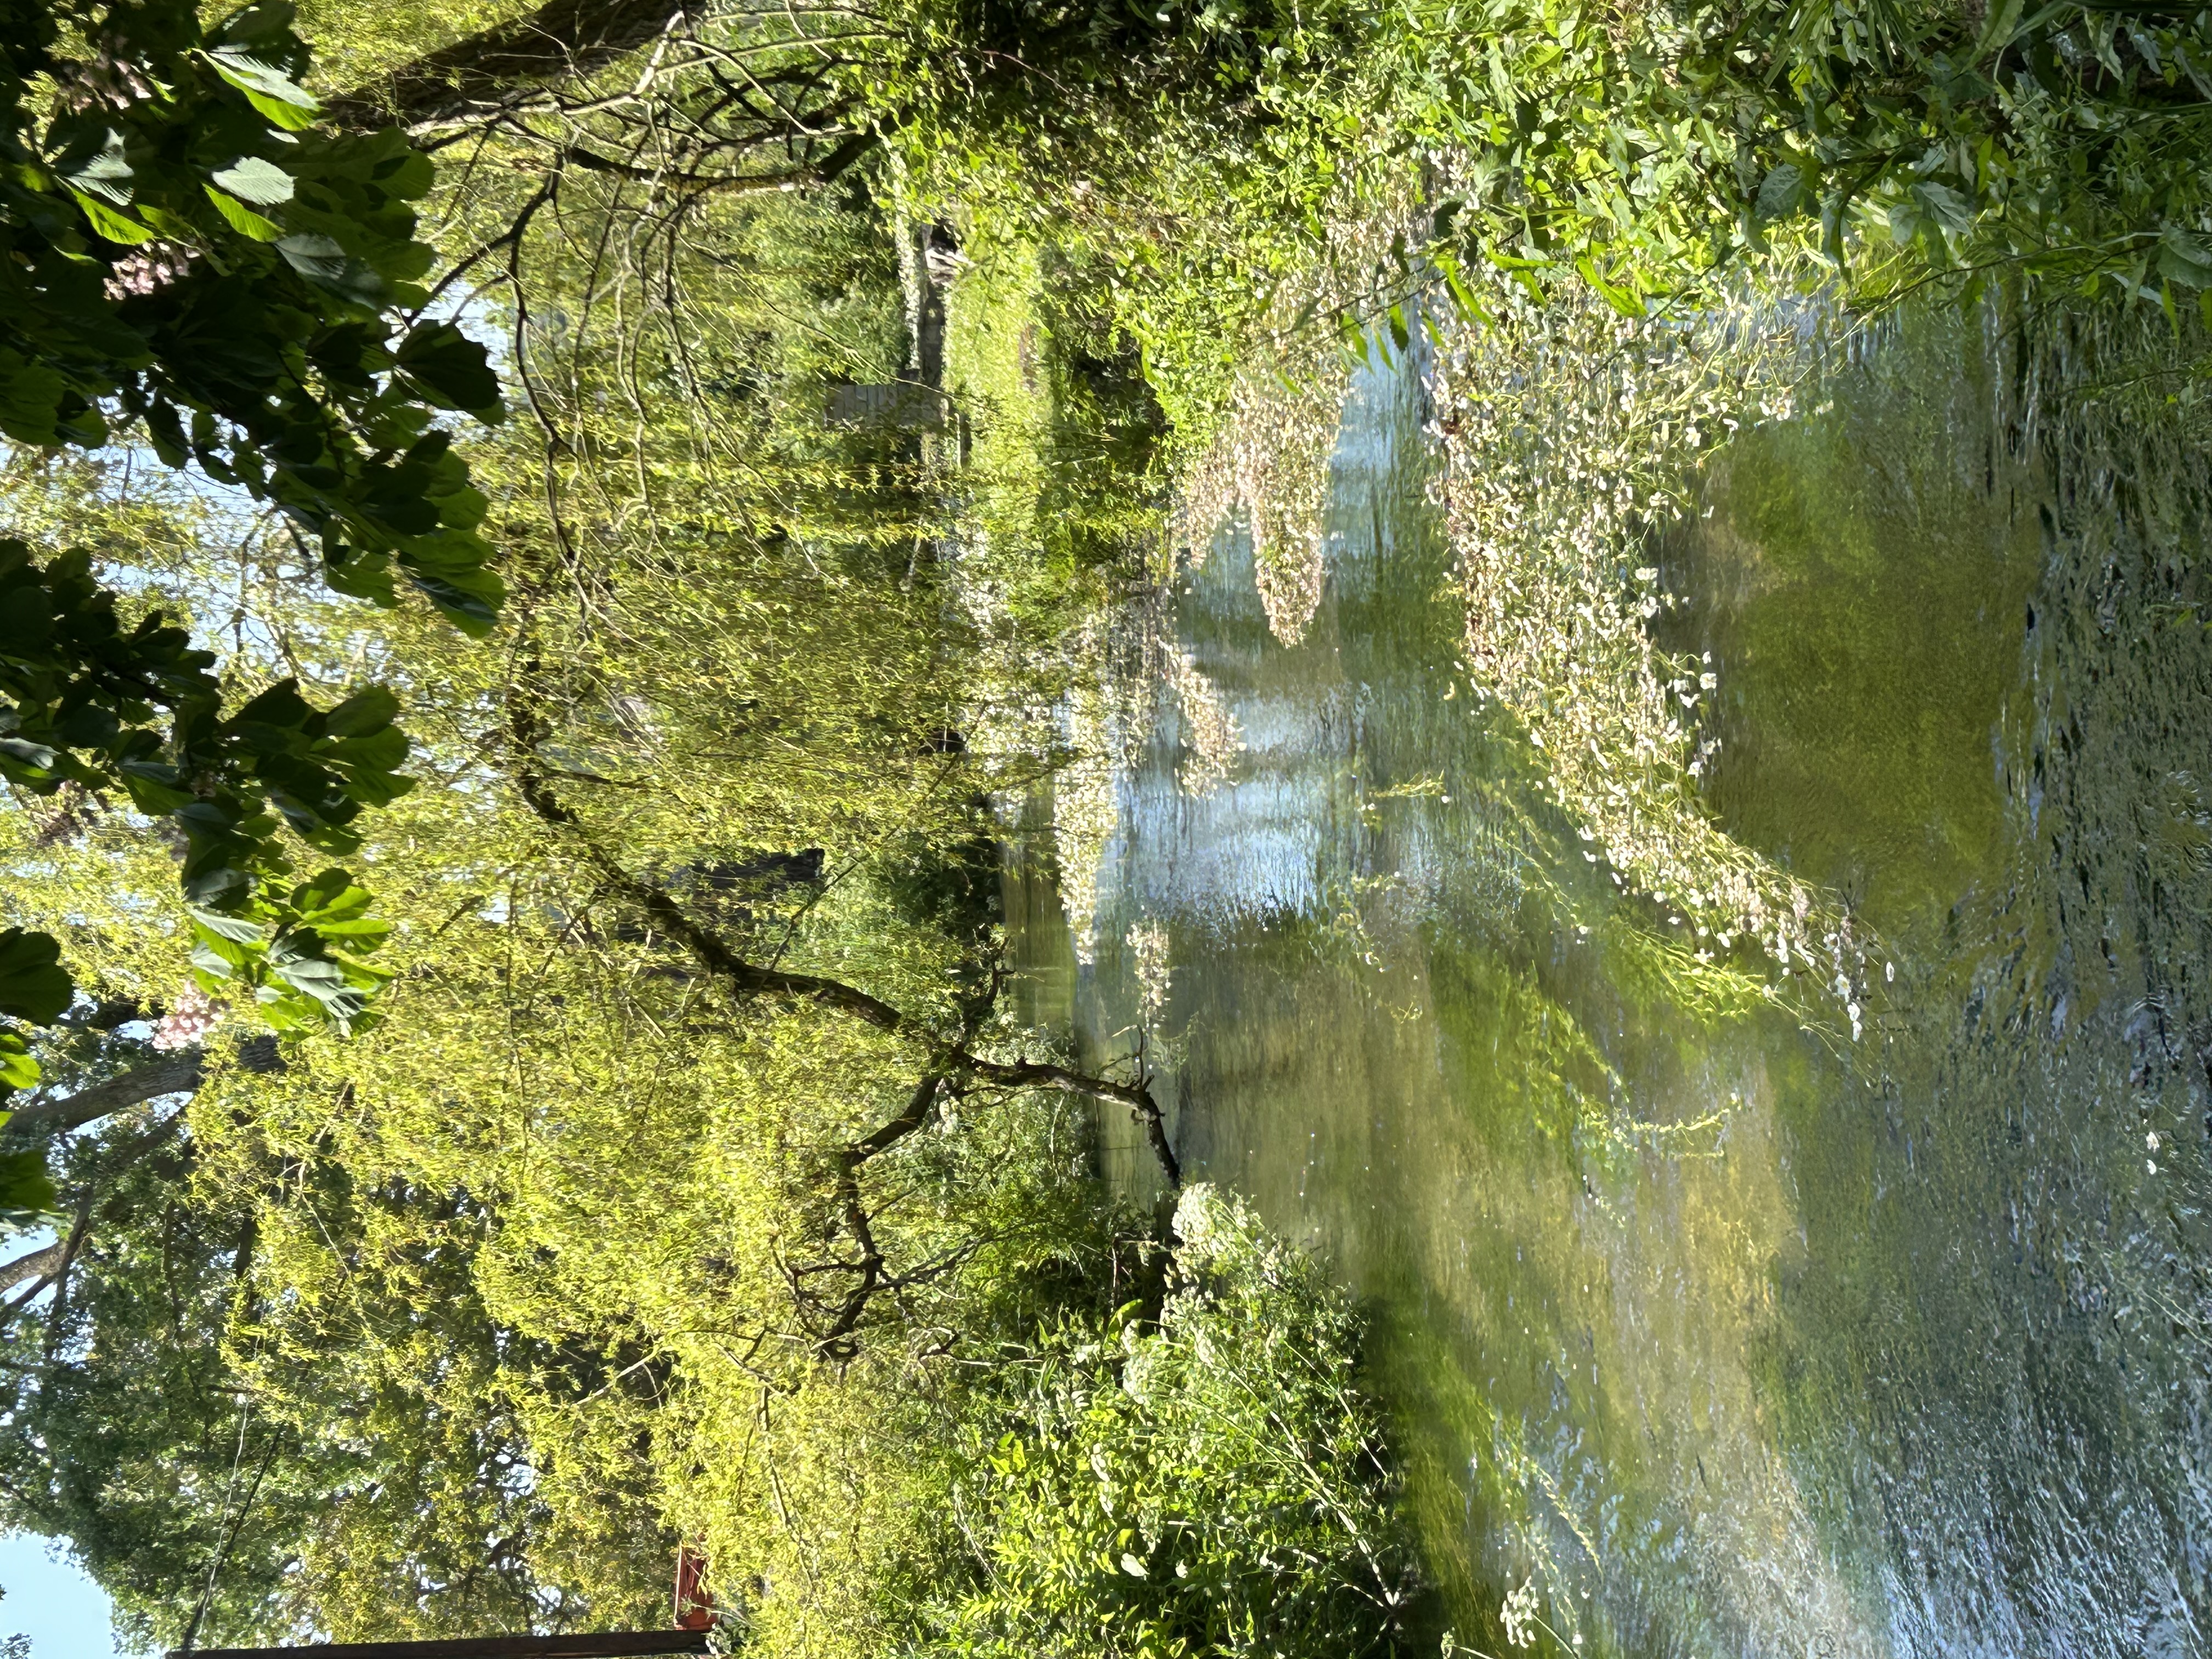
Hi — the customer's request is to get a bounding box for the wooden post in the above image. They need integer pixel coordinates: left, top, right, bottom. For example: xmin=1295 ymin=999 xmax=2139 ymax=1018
xmin=672 ymin=1545 xmax=714 ymax=1632
xmin=168 ymin=1630 xmax=714 ymax=1659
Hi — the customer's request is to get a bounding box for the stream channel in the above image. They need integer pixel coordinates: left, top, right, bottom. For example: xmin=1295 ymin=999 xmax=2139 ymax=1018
xmin=1004 ymin=306 xmax=2212 ymax=1659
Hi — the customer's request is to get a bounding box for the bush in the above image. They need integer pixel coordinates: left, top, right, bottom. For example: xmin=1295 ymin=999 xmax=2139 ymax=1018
xmin=929 ymin=1185 xmax=1420 ymax=1659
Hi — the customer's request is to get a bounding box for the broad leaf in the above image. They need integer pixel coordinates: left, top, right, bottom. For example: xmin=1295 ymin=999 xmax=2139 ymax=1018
xmin=0 ymin=929 xmax=71 ymax=1025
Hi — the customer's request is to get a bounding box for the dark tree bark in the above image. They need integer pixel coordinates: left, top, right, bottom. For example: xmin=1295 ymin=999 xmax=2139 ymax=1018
xmin=3 ymin=1051 xmax=204 ymax=1140
xmin=0 ymin=1238 xmax=65 ymax=1296
xmin=323 ymin=0 xmax=710 ymax=129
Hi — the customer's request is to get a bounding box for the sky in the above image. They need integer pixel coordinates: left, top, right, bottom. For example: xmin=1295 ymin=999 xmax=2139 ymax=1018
xmin=0 ymin=1534 xmax=120 ymax=1659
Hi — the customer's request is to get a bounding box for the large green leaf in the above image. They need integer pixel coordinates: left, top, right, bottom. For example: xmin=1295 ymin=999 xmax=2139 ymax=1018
xmin=0 ymin=930 xmax=71 ymax=1025
xmin=0 ymin=1148 xmax=57 ymax=1221
xmin=204 ymin=47 xmax=319 ymax=130
xmin=396 ymin=323 xmax=505 ymax=421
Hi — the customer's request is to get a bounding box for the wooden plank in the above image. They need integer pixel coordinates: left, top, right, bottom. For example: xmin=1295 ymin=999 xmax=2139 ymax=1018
xmin=171 ymin=1629 xmax=714 ymax=1659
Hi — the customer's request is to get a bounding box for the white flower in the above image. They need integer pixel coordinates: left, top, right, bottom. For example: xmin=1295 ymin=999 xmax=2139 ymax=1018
xmin=1502 ymin=1581 xmax=1540 ymax=1649
xmin=151 ymin=985 xmax=224 ymax=1051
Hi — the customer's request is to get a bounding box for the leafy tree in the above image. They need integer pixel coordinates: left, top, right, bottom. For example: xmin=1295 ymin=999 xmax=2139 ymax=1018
xmin=1397 ymin=0 xmax=2212 ymax=312
xmin=0 ymin=0 xmax=505 ymax=616
xmin=0 ymin=119 xmax=1187 ymax=1651
xmin=0 ymin=1090 xmax=669 ymax=1649
xmin=0 ymin=0 xmax=504 ymax=1202
xmin=930 ymin=1188 xmax=1418 ymax=1659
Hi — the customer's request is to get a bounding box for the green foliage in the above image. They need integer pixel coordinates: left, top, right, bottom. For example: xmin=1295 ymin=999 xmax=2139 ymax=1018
xmin=0 ymin=0 xmax=505 ymax=625
xmin=1395 ymin=0 xmax=2212 ymax=309
xmin=0 ymin=1095 xmax=666 ymax=1650
xmin=1 ymin=541 xmax=404 ymax=1034
xmin=882 ymin=0 xmax=2212 ymax=436
xmin=0 ymin=143 xmax=1154 ymax=1652
xmin=0 ymin=12 xmax=1437 ymax=1659
xmin=0 ymin=1111 xmax=323 ymax=1651
xmin=0 ymin=0 xmax=503 ymax=1203
xmin=0 ymin=925 xmax=61 ymax=1215
xmin=930 ymin=1186 xmax=1419 ymax=1659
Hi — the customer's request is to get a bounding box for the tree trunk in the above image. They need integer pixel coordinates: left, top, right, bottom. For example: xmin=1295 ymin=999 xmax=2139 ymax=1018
xmin=0 ymin=1238 xmax=65 ymax=1296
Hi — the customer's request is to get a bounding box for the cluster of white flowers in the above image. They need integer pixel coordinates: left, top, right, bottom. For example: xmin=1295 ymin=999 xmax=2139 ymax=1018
xmin=1502 ymin=1579 xmax=1541 ymax=1648
xmin=1127 ymin=917 xmax=1173 ymax=1026
xmin=150 ymin=984 xmax=223 ymax=1052
xmin=1178 ymin=364 xmax=1348 ymax=646
xmin=1421 ymin=249 xmax=1872 ymax=1020
xmin=102 ymin=243 xmax=196 ymax=302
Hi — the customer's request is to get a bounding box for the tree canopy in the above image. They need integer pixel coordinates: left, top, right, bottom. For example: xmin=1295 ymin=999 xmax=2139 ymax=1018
xmin=0 ymin=0 xmax=2205 ymax=1653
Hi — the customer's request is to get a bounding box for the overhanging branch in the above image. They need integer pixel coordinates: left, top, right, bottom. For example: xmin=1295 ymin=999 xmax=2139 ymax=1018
xmin=506 ymin=688 xmax=1182 ymax=1187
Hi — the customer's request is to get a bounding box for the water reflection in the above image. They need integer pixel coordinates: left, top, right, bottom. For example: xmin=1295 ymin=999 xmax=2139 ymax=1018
xmin=1006 ymin=303 xmax=2212 ymax=1658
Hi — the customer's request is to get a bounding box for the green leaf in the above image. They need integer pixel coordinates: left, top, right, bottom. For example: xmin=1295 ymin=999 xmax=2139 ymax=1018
xmin=0 ymin=353 xmax=66 ymax=446
xmin=0 ymin=929 xmax=72 ymax=1025
xmin=407 ymin=569 xmax=503 ymax=637
xmin=0 ymin=1033 xmax=39 ymax=1093
xmin=2157 ymin=226 xmax=2212 ymax=289
xmin=0 ymin=1148 xmax=58 ymax=1221
xmin=71 ymin=191 xmax=154 ymax=246
xmin=144 ymin=402 xmax=190 ymax=466
xmin=211 ymin=0 xmax=303 ymax=49
xmin=277 ymin=234 xmax=385 ymax=306
xmin=1576 ymin=256 xmax=1645 ymax=317
xmin=309 ymin=917 xmax=392 ymax=940
xmin=54 ymin=127 xmax=135 ymax=207
xmin=0 ymin=736 xmax=59 ymax=774
xmin=119 ymin=760 xmax=195 ymax=814
xmin=187 ymin=906 xmax=269 ymax=945
xmin=1754 ymin=161 xmax=1808 ymax=225
xmin=394 ymin=323 xmax=504 ymax=421
xmin=321 ymin=686 xmax=400 ymax=738
xmin=1913 ymin=181 xmax=1978 ymax=235
xmin=290 ymin=868 xmax=367 ymax=921
xmin=1974 ymin=0 xmax=2027 ymax=57
xmin=205 ymin=186 xmax=284 ymax=242
xmin=210 ymin=156 xmax=296 ymax=207
xmin=190 ymin=938 xmax=246 ymax=979
xmin=205 ymin=48 xmax=320 ymax=131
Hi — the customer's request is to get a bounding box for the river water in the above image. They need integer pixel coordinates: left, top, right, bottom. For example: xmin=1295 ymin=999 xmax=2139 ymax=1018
xmin=1006 ymin=304 xmax=2212 ymax=1658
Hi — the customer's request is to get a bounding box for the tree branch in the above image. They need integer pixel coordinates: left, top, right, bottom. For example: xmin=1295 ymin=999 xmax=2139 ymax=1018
xmin=550 ymin=134 xmax=872 ymax=192
xmin=4 ymin=1051 xmax=204 ymax=1139
xmin=0 ymin=1238 xmax=65 ymax=1297
xmin=506 ymin=687 xmax=1181 ymax=1186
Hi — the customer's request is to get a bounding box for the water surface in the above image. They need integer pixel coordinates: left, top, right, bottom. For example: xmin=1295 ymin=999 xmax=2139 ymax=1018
xmin=1007 ymin=307 xmax=2212 ymax=1659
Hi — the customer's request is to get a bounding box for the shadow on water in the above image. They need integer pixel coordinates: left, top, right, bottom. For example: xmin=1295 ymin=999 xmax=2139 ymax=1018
xmin=1004 ymin=299 xmax=2212 ymax=1658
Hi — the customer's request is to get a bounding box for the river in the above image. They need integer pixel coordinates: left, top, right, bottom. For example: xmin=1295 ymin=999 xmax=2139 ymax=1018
xmin=1005 ymin=301 xmax=2212 ymax=1658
